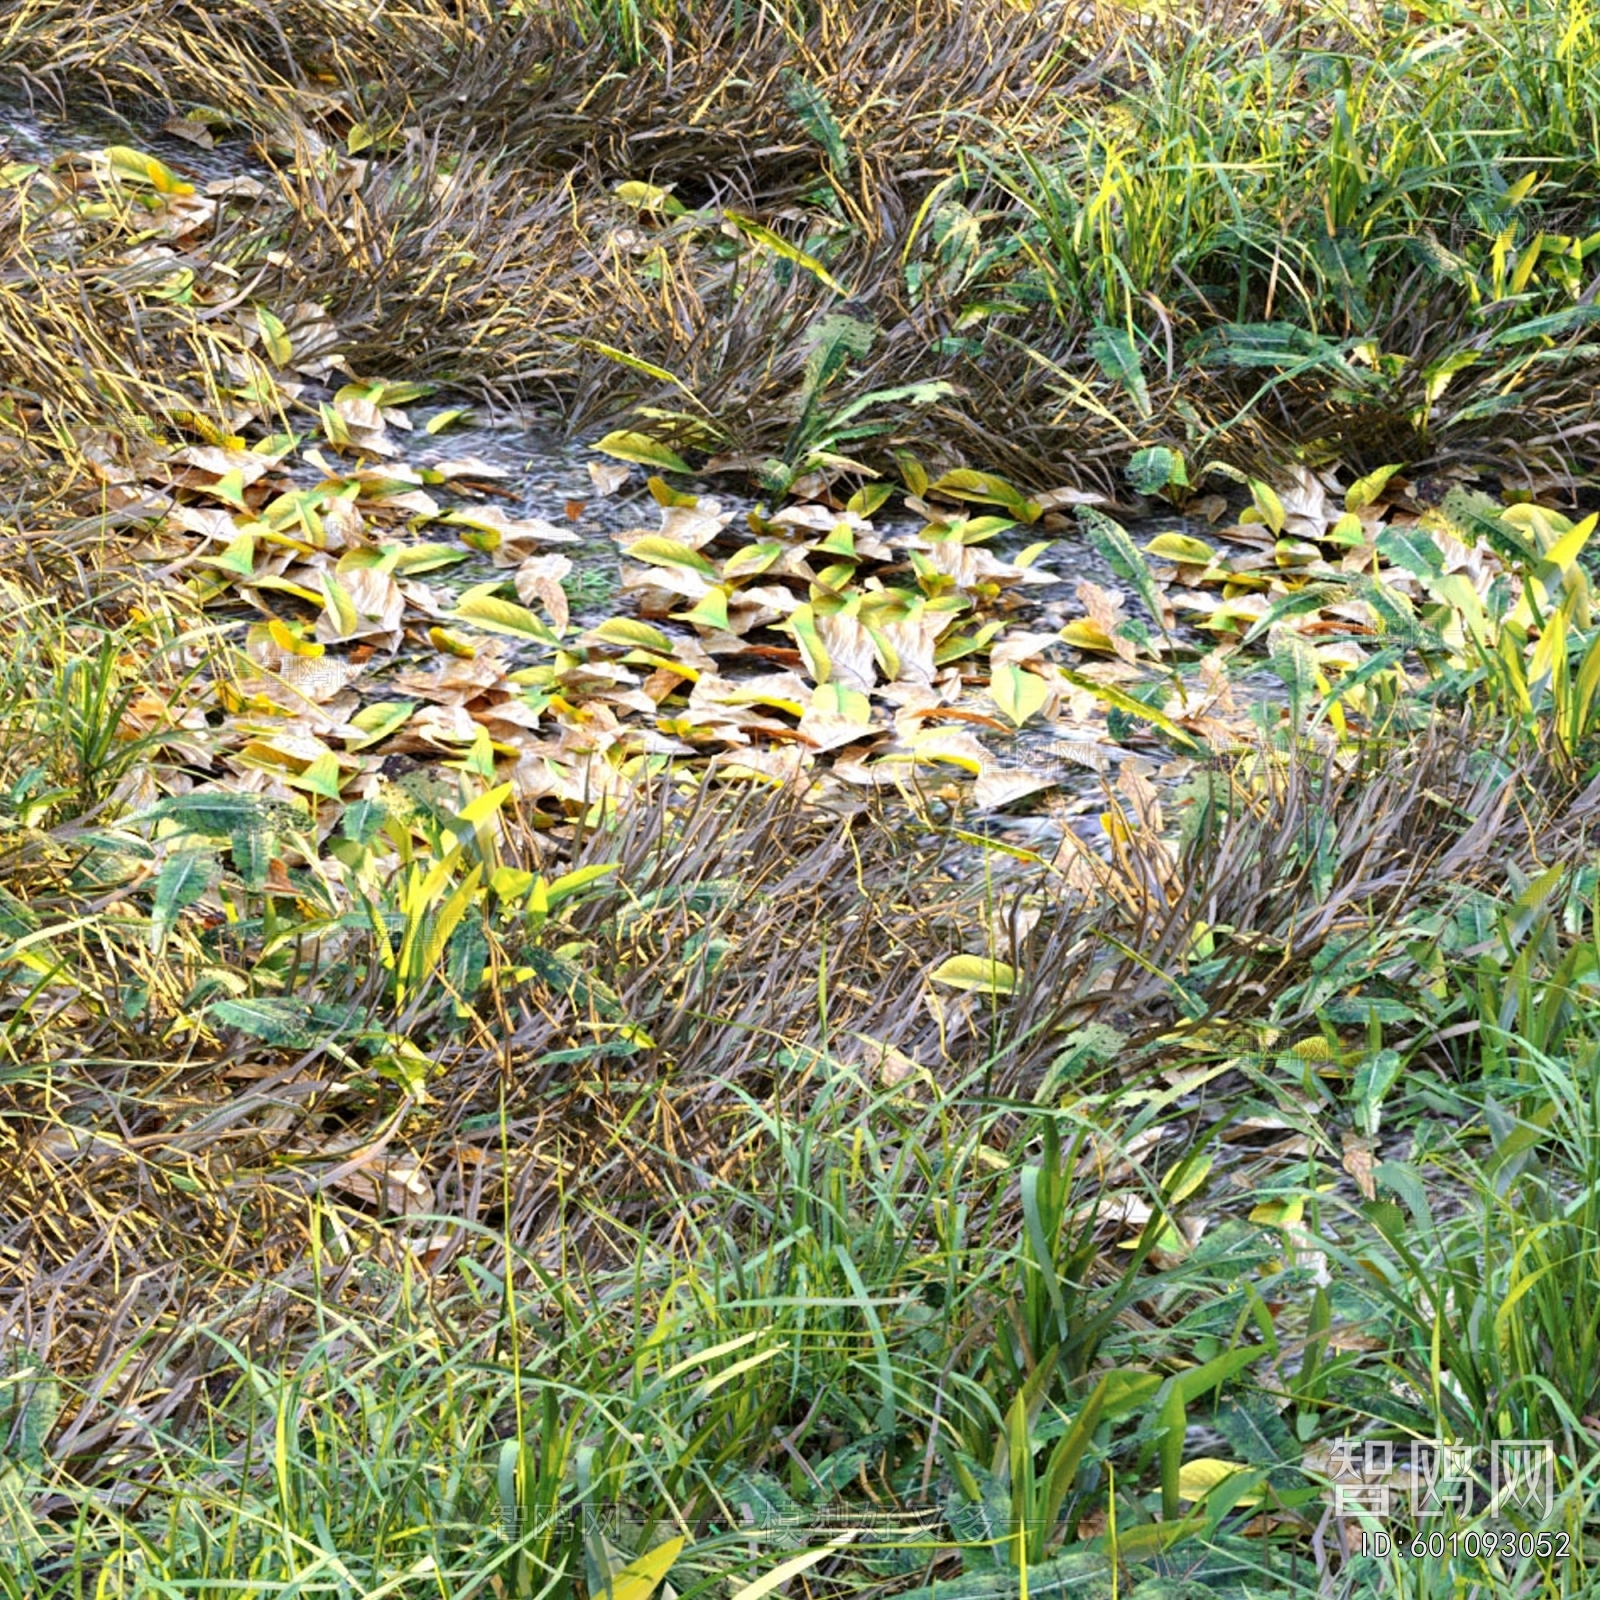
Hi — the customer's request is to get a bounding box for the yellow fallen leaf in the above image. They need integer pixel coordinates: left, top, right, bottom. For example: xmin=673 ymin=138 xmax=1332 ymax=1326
xmin=929 ymin=955 xmax=1017 ymax=995
xmin=1177 ymin=1458 xmax=1261 ymax=1505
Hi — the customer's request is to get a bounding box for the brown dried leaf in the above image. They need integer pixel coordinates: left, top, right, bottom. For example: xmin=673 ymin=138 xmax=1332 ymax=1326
xmin=1341 ymin=1133 xmax=1378 ymax=1201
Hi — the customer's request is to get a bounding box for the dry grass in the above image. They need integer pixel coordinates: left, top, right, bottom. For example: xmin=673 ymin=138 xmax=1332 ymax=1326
xmin=3 ymin=698 xmax=1591 ymax=1411
xmin=7 ymin=0 xmax=1600 ymax=487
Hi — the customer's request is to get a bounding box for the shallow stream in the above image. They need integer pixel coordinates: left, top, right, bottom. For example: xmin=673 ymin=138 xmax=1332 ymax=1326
xmin=3 ymin=94 xmax=1280 ymax=871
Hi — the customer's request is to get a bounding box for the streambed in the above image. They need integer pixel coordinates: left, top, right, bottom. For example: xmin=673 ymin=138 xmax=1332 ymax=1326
xmin=3 ymin=95 xmax=1285 ymax=876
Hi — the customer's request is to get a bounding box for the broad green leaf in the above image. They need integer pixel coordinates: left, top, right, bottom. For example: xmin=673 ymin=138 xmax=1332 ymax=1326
xmin=287 ymin=751 xmax=344 ymax=801
xmin=1078 ymin=507 xmax=1169 ymax=639
xmin=0 ymin=1464 xmax=48 ymax=1565
xmin=895 ymin=451 xmax=929 ymax=497
xmin=680 ymin=586 xmax=731 ymax=631
xmin=786 ymin=603 xmax=831 ymax=682
xmin=1060 ymin=619 xmax=1118 ymax=652
xmin=106 ymin=145 xmax=193 ymax=195
xmin=199 ymin=531 xmax=255 ymax=577
xmin=408 ymin=863 xmax=482 ymax=991
xmin=1057 ymin=669 xmax=1205 ymax=756
xmin=783 ymin=70 xmax=850 ymax=174
xmin=207 ymin=996 xmax=315 ymax=1046
xmin=614 ymin=180 xmax=686 ymax=215
xmin=1037 ymin=1378 xmax=1109 ymax=1551
xmin=142 ymin=790 xmax=301 ymax=838
xmin=1126 ymin=445 xmax=1188 ymax=495
xmin=391 ymin=542 xmax=466 ymax=574
xmin=1375 ymin=526 xmax=1445 ymax=578
xmin=208 ymin=992 xmax=361 ymax=1043
xmin=0 ymin=1353 xmax=60 ymax=1471
xmin=1177 ymin=1458 xmax=1260 ymax=1506
xmin=647 ymin=475 xmax=698 ymax=508
xmin=1422 ymin=348 xmax=1477 ymax=403
xmin=1089 ymin=324 xmax=1151 ymax=417
xmin=424 ymin=406 xmax=473 ymax=434
xmin=1540 ymin=510 xmax=1597 ymax=577
xmin=319 ymin=572 xmax=361 ymax=638
xmin=150 ymin=847 xmax=220 ymax=953
xmin=1250 ymin=1195 xmax=1304 ymax=1227
xmin=593 ymin=431 xmax=691 ymax=474
xmin=319 ymin=400 xmax=350 ymax=447
xmin=1268 ymin=630 xmax=1320 ymax=724
xmin=457 ymin=525 xmax=501 ymax=555
xmin=989 ymin=663 xmax=1050 ymax=726
xmin=1248 ymin=479 xmax=1287 ymax=535
xmin=846 ymin=482 xmax=894 ymax=516
xmin=1236 ymin=581 xmax=1348 ymax=647
xmin=1487 ymin=303 xmax=1600 ymax=345
xmin=491 ymin=867 xmax=536 ymax=903
xmin=1162 ymin=1151 xmax=1213 ymax=1207
xmin=606 ymin=1536 xmax=685 ymax=1600
xmin=1326 ymin=511 xmax=1366 ymax=546
xmin=1100 ymin=1369 xmax=1165 ymax=1418
xmin=1353 ymin=1048 xmax=1402 ymax=1135
xmin=929 ymin=955 xmax=1017 ymax=995
xmin=1192 ymin=319 xmax=1357 ymax=377
xmin=723 ymin=541 xmax=785 ymax=578
xmin=429 ymin=626 xmax=477 ymax=658
xmin=210 ymin=469 xmax=247 ymax=510
xmin=934 ymin=620 xmax=1003 ymax=665
xmin=810 ymin=682 xmax=873 ymax=723
xmin=454 ymin=783 xmax=514 ymax=855
xmin=799 ymin=313 xmax=875 ymax=408
xmin=574 ymin=339 xmax=699 ymax=401
xmin=727 ymin=1543 xmax=848 ymax=1600
xmin=266 ymin=619 xmax=324 ymax=658
xmin=1174 ymin=1346 xmax=1259 ymax=1403
xmin=546 ymin=862 xmax=621 ymax=905
xmin=816 ymin=522 xmax=856 ymax=557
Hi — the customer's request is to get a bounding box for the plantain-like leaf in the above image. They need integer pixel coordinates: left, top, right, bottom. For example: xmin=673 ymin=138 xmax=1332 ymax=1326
xmin=1344 ymin=463 xmax=1403 ymax=512
xmin=1089 ymin=325 xmax=1151 ymax=417
xmin=150 ymin=847 xmax=221 ymax=953
xmin=1077 ymin=506 xmax=1169 ymax=640
xmin=207 ymin=995 xmax=365 ymax=1048
xmin=929 ymin=468 xmax=1037 ymax=522
xmin=782 ymin=70 xmax=851 ymax=175
xmin=1143 ymin=532 xmax=1214 ymax=564
xmin=624 ymin=535 xmax=718 ymax=577
xmin=1126 ymin=446 xmax=1188 ymax=496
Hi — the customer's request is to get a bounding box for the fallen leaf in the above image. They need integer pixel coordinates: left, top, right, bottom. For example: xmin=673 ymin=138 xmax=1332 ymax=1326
xmin=1341 ymin=1133 xmax=1378 ymax=1201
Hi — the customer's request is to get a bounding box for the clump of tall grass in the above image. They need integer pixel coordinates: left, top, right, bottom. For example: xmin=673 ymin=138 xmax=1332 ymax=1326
xmin=9 ymin=0 xmax=1600 ymax=481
